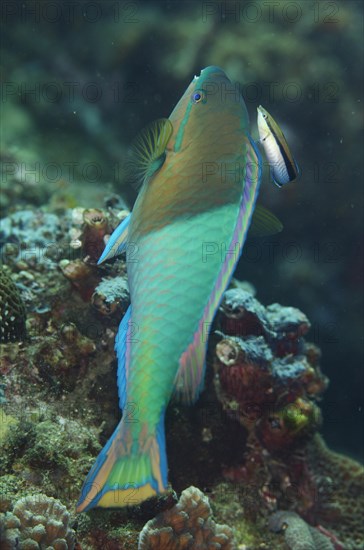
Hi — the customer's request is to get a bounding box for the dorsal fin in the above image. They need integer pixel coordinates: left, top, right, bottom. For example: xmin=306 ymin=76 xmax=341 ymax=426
xmin=249 ymin=204 xmax=283 ymax=237
xmin=126 ymin=118 xmax=173 ymax=188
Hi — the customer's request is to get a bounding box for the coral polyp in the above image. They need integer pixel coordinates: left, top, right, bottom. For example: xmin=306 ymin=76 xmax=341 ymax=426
xmin=81 ymin=208 xmax=111 ymax=265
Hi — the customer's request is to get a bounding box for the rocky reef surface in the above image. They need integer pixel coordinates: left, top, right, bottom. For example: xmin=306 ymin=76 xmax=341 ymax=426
xmin=0 ymin=204 xmax=363 ymax=549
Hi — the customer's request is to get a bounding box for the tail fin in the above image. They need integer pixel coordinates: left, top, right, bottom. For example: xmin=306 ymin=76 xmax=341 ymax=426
xmin=76 ymin=411 xmax=168 ymax=512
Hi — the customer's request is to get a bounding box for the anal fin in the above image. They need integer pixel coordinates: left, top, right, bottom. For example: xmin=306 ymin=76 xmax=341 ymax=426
xmin=249 ymin=204 xmax=283 ymax=237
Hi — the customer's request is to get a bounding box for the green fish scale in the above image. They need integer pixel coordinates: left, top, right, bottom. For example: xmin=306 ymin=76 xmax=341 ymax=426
xmin=127 ymin=209 xmax=241 ymax=430
xmin=124 ymin=123 xmax=256 ymax=434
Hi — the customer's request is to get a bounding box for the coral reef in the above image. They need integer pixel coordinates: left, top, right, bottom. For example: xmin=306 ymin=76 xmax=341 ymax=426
xmin=215 ymin=287 xmax=326 ymax=451
xmin=0 ymin=1 xmax=361 ymax=548
xmin=138 ymin=486 xmax=236 ymax=550
xmin=0 ymin=409 xmax=102 ymax=506
xmin=0 ymin=210 xmax=63 ymax=267
xmin=0 ymin=267 xmax=26 ymax=342
xmin=0 ymin=197 xmax=362 ymax=549
xmin=0 ymin=494 xmax=75 ymax=550
xmin=0 ymin=198 xmax=362 ymax=549
xmin=212 ymin=287 xmax=364 ymax=549
xmin=304 ymin=435 xmax=364 ymax=549
xmin=92 ymin=276 xmax=129 ymax=316
xmin=0 ymin=205 xmax=134 ymax=547
xmin=59 ymin=259 xmax=100 ymax=302
xmin=68 ymin=207 xmax=114 ymax=266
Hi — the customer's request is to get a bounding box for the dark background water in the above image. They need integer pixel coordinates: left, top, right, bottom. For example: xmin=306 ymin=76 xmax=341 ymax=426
xmin=1 ymin=0 xmax=363 ymax=460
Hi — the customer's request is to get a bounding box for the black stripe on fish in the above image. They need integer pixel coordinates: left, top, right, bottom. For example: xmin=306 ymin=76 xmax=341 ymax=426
xmin=265 ymin=116 xmax=298 ymax=184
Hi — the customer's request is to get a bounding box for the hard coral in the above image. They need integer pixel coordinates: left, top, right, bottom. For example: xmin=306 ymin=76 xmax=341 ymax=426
xmin=81 ymin=208 xmax=111 ymax=265
xmin=214 ymin=287 xmax=363 ymax=549
xmin=68 ymin=207 xmax=114 ymax=265
xmin=59 ymin=259 xmax=100 ymax=302
xmin=214 ymin=288 xmax=327 ymax=450
xmin=305 ymin=435 xmax=364 ymax=550
xmin=138 ymin=486 xmax=236 ymax=550
xmin=0 ymin=494 xmax=75 ymax=549
xmin=0 ymin=267 xmax=26 ymax=342
xmin=60 ymin=206 xmax=114 ymax=300
xmin=219 ymin=287 xmax=271 ymax=337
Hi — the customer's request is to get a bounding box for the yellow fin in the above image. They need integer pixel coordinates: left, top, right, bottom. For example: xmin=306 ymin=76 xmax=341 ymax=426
xmin=126 ymin=118 xmax=173 ymax=188
xmin=249 ymin=204 xmax=283 ymax=237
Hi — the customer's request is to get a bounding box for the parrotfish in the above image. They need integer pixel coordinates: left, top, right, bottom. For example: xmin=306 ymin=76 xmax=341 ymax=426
xmin=257 ymin=105 xmax=299 ymax=187
xmin=77 ymin=66 xmax=274 ymax=512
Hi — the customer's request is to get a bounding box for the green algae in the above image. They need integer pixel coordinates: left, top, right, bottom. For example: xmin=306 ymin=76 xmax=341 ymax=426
xmin=0 ymin=408 xmax=101 ymax=510
xmin=77 ymin=511 xmax=141 ymax=550
xmin=210 ymin=482 xmax=282 ymax=548
xmin=0 ymin=408 xmax=17 ymax=445
xmin=0 ymin=475 xmax=23 ymax=513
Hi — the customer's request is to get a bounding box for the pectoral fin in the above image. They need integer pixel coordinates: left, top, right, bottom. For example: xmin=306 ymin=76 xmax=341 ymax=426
xmin=127 ymin=118 xmax=173 ymax=188
xmin=249 ymin=204 xmax=283 ymax=237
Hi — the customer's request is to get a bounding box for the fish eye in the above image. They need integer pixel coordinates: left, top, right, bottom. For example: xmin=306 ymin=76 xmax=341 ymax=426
xmin=191 ymin=90 xmax=204 ymax=104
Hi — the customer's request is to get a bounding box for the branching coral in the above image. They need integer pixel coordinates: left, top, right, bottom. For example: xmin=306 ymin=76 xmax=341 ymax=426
xmin=138 ymin=486 xmax=236 ymax=550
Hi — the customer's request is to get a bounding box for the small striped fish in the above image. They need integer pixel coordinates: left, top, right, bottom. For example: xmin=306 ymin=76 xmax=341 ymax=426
xmin=257 ymin=105 xmax=299 ymax=187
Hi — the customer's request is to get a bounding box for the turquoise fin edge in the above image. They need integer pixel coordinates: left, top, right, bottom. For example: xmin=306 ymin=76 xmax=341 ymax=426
xmin=98 ymin=213 xmax=131 ymax=264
